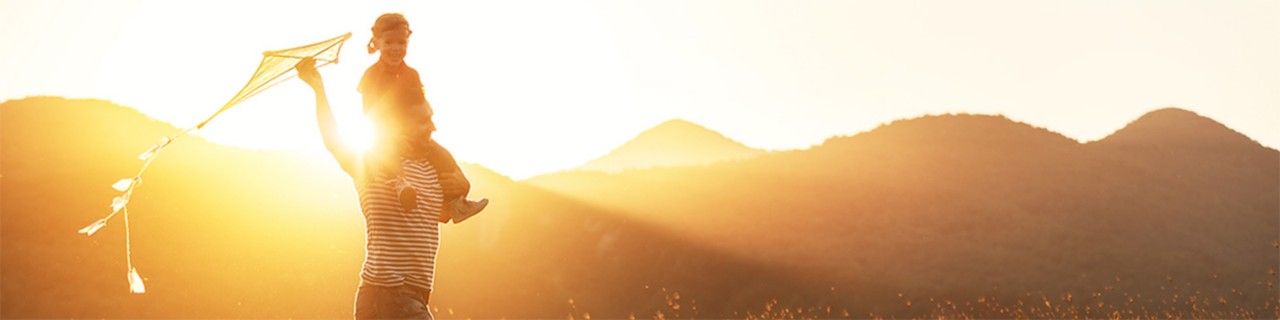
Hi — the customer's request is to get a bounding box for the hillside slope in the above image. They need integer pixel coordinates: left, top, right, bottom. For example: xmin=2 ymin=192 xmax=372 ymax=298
xmin=530 ymin=111 xmax=1280 ymax=316
xmin=0 ymin=97 xmax=814 ymax=319
xmin=578 ymin=119 xmax=764 ymax=172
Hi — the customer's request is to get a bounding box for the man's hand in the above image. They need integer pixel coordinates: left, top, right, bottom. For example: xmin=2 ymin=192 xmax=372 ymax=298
xmin=440 ymin=171 xmax=470 ymax=194
xmin=295 ymin=57 xmax=323 ymax=89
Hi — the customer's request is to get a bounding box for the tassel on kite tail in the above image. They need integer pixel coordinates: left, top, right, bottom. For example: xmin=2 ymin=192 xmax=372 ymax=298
xmin=77 ymin=32 xmax=348 ymax=236
xmin=77 ymin=128 xmax=192 ymax=293
xmin=123 ymin=207 xmax=145 ymax=293
xmin=78 ymin=31 xmax=347 ymax=236
xmin=77 ymin=127 xmax=196 ymax=290
xmin=78 ymin=131 xmax=181 ymax=236
xmin=76 ymin=32 xmax=353 ymax=293
xmin=77 ymin=84 xmax=280 ymax=292
xmin=75 ymin=52 xmax=314 ymax=289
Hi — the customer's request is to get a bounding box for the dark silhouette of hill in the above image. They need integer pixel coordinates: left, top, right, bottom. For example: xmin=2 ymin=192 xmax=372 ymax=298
xmin=1096 ymin=107 xmax=1267 ymax=150
xmin=529 ymin=111 xmax=1279 ymax=317
xmin=2 ymin=97 xmax=364 ymax=318
xmin=577 ymin=119 xmax=764 ymax=172
xmin=4 ymin=98 xmax=1276 ymax=318
xmin=0 ymin=97 xmax=815 ymax=319
xmin=1090 ymin=108 xmax=1277 ymax=192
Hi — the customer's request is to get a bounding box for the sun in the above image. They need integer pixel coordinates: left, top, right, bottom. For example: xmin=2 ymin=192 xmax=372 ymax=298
xmin=338 ymin=114 xmax=377 ymax=155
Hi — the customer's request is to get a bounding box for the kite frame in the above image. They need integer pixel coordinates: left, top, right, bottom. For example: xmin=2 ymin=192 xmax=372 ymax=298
xmin=198 ymin=32 xmax=352 ymax=129
xmin=79 ymin=32 xmax=353 ymax=293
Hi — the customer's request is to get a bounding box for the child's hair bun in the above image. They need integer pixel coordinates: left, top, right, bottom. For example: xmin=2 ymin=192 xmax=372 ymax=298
xmin=372 ymin=13 xmax=412 ymax=35
xmin=368 ymin=13 xmax=413 ymax=54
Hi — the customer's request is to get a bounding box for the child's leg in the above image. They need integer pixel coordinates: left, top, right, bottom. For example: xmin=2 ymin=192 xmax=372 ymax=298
xmin=426 ymin=140 xmax=463 ymax=223
xmin=426 ymin=139 xmax=470 ymax=198
xmin=424 ymin=140 xmax=489 ymax=223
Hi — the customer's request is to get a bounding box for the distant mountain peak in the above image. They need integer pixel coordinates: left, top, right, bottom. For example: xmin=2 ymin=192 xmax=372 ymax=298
xmin=577 ymin=119 xmax=764 ymax=172
xmin=649 ymin=118 xmax=703 ymax=130
xmin=636 ymin=119 xmax=723 ymax=139
xmin=1096 ymin=107 xmax=1261 ymax=149
xmin=820 ymin=113 xmax=1079 ymax=150
xmin=1128 ymin=108 xmax=1223 ymax=129
xmin=1142 ymin=107 xmax=1201 ymax=118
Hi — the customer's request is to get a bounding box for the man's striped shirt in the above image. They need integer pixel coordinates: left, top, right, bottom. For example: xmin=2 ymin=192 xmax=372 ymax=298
xmin=357 ymin=157 xmax=443 ymax=291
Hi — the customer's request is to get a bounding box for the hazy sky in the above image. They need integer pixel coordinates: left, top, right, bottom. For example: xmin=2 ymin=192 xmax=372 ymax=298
xmin=1 ymin=0 xmax=1276 ymax=179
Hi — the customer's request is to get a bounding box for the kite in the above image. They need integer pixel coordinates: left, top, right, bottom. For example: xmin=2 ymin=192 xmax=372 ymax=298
xmin=77 ymin=32 xmax=352 ymax=293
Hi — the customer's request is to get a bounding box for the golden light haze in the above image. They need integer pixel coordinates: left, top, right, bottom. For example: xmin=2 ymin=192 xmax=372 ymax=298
xmin=1 ymin=0 xmax=1276 ymax=179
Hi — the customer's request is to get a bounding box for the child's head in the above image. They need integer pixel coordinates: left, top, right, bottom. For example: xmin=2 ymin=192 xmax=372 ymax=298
xmin=367 ymin=13 xmax=412 ymax=66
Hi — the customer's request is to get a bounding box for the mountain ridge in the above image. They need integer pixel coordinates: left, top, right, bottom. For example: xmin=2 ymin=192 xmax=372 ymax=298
xmin=1092 ymin=107 xmax=1268 ymax=150
xmin=4 ymin=97 xmax=1276 ymax=318
xmin=525 ymin=105 xmax=1278 ymax=316
xmin=0 ymin=96 xmax=818 ymax=319
xmin=576 ymin=118 xmax=765 ymax=173
xmin=6 ymin=97 xmax=1269 ymax=177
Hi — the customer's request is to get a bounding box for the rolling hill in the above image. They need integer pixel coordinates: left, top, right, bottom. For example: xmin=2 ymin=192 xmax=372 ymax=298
xmin=529 ymin=111 xmax=1280 ymax=317
xmin=0 ymin=97 xmax=814 ymax=319
xmin=577 ymin=119 xmax=764 ymax=172
xmin=3 ymin=97 xmax=1277 ymax=318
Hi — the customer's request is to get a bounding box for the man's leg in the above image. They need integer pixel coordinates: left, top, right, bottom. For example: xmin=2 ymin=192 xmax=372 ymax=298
xmin=354 ymin=285 xmax=433 ymax=320
xmin=354 ymin=285 xmax=387 ymax=319
xmin=393 ymin=286 xmax=433 ymax=319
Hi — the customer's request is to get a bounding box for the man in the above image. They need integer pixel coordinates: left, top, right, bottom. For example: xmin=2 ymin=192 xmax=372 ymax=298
xmin=297 ymin=56 xmax=451 ymax=319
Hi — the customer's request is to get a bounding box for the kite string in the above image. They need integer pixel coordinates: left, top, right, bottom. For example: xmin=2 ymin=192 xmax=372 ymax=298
xmin=123 ymin=206 xmax=145 ymax=293
xmin=78 ymin=32 xmax=352 ymax=293
xmin=83 ymin=53 xmax=320 ymax=235
xmin=80 ymin=73 xmax=309 ymax=293
xmin=76 ymin=127 xmax=184 ymax=236
xmin=123 ymin=205 xmax=133 ymax=275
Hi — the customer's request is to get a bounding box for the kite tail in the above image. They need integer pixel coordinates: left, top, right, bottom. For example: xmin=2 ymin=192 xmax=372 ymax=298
xmin=76 ymin=32 xmax=351 ymax=294
xmin=124 ymin=207 xmax=145 ymax=294
xmin=76 ymin=126 xmax=193 ymax=294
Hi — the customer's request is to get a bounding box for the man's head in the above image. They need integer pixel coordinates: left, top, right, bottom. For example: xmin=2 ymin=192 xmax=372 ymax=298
xmin=369 ymin=86 xmax=434 ymax=154
xmin=368 ymin=13 xmax=412 ymax=66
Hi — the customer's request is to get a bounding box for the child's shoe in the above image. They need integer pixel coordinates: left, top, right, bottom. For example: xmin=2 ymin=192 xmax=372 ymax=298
xmin=449 ymin=198 xmax=489 ymax=223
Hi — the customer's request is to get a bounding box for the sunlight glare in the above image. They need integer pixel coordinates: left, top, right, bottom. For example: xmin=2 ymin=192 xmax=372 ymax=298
xmin=339 ymin=114 xmax=376 ymax=154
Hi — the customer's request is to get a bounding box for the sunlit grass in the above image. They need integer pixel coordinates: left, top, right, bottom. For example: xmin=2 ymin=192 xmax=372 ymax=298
xmin=542 ymin=268 xmax=1279 ymax=320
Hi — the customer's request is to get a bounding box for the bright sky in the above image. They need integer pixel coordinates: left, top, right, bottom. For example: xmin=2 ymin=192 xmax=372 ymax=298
xmin=1 ymin=0 xmax=1276 ymax=179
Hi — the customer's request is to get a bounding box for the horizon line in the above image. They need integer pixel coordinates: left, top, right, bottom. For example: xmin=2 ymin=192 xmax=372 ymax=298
xmin=3 ymin=95 xmax=1276 ymax=180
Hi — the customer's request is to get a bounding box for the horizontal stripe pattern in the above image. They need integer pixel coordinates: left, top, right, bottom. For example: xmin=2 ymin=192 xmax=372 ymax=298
xmin=357 ymin=157 xmax=443 ymax=291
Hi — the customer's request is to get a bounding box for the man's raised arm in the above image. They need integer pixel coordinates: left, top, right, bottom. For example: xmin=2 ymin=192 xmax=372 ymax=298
xmin=296 ymin=58 xmax=359 ymax=176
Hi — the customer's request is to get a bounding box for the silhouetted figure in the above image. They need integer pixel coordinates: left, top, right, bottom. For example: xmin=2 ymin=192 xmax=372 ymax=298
xmin=361 ymin=13 xmax=488 ymax=224
xmin=299 ymin=55 xmax=445 ymax=319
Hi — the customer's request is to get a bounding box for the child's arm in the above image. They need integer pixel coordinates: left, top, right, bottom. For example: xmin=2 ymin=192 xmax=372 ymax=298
xmin=297 ymin=58 xmax=359 ymax=176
